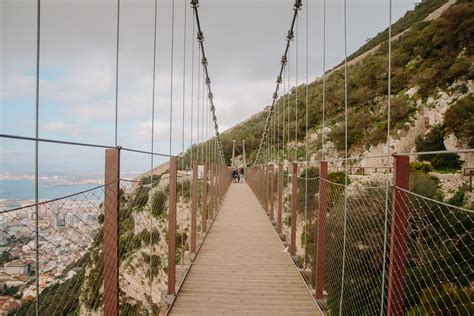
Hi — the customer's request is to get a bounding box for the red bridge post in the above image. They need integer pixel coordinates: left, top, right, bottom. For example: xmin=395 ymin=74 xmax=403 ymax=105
xmin=290 ymin=162 xmax=298 ymax=256
xmin=387 ymin=155 xmax=410 ymax=316
xmin=277 ymin=163 xmax=283 ymax=233
xmin=269 ymin=164 xmax=275 ymax=221
xmin=203 ymin=162 xmax=208 ymax=232
xmin=191 ymin=160 xmax=198 ymax=255
xmin=167 ymin=156 xmax=178 ymax=297
xmin=315 ymin=161 xmax=328 ymax=299
xmin=103 ymin=148 xmax=120 ymax=316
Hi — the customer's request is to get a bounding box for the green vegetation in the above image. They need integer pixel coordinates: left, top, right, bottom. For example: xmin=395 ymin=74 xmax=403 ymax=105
xmin=346 ymin=0 xmax=449 ymax=63
xmin=131 ymin=186 xmax=150 ymax=211
xmin=415 ymin=125 xmax=463 ymax=171
xmin=139 ymin=174 xmax=161 ymax=187
xmin=328 ymin=171 xmax=350 ymax=185
xmin=180 ymin=1 xmax=473 ymax=164
xmin=151 ymin=190 xmax=168 ymax=218
xmin=444 ymin=95 xmax=474 ymax=147
xmin=0 ymin=251 xmax=18 ymax=266
xmin=409 ymin=161 xmax=433 ymax=173
xmin=324 ymin=170 xmax=473 ymax=314
xmin=407 ymin=283 xmax=474 ymax=315
xmin=177 ymin=179 xmax=191 ymax=201
xmin=447 ymin=185 xmax=469 ymax=207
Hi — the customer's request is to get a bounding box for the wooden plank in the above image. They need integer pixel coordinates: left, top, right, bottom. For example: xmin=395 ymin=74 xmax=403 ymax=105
xmin=169 ymin=183 xmax=323 ymax=315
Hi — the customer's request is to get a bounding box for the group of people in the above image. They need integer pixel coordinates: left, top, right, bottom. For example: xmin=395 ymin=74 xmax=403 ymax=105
xmin=232 ymin=167 xmax=245 ymax=183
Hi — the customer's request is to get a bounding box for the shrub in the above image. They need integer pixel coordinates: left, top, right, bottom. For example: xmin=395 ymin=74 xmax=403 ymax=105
xmin=444 ymin=95 xmax=474 ymax=147
xmin=151 ymin=190 xmax=168 ymax=218
xmin=131 ymin=187 xmax=150 ymax=210
xmin=447 ymin=186 xmax=467 ymax=207
xmin=328 ymin=171 xmax=351 ymax=185
xmin=139 ymin=175 xmax=161 ymax=186
xmin=410 ymin=161 xmax=433 ymax=173
xmin=409 ymin=172 xmax=442 ymax=200
xmin=415 ymin=125 xmax=462 ymax=170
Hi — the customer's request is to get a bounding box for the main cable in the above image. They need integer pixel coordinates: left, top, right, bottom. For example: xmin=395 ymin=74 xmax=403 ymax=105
xmin=191 ymin=0 xmax=225 ymax=162
xmin=253 ymin=0 xmax=303 ymax=166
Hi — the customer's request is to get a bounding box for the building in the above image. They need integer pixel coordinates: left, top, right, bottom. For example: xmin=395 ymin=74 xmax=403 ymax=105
xmin=0 ymin=296 xmax=21 ymax=315
xmin=4 ymin=260 xmax=31 ymax=276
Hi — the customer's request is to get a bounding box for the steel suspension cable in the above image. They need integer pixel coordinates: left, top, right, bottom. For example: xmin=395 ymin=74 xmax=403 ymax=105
xmin=380 ymin=0 xmax=393 ymax=313
xmin=339 ymin=0 xmax=349 ymax=313
xmin=277 ymin=77 xmax=281 ymax=160
xmin=180 ymin=0 xmax=188 ymax=267
xmin=287 ymin=45 xmax=291 ymax=165
xmin=190 ymin=10 xmax=195 ymax=163
xmin=303 ymin=0 xmax=309 ymax=269
xmin=196 ymin=48 xmax=201 ymax=162
xmin=149 ymin=0 xmax=158 ymax=306
xmin=201 ymin=65 xmax=205 ymax=163
xmin=114 ymin=0 xmax=121 ymax=147
xmin=169 ymin=0 xmax=175 ymax=157
xmin=34 ymin=1 xmax=41 ymax=313
xmin=191 ymin=0 xmax=225 ymax=162
xmin=295 ymin=14 xmax=299 ymax=162
xmin=322 ymin=0 xmax=326 ymax=160
xmin=253 ymin=0 xmax=302 ymax=166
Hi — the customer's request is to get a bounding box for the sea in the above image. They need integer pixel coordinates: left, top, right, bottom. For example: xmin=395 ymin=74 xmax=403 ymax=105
xmin=0 ymin=179 xmax=100 ymax=210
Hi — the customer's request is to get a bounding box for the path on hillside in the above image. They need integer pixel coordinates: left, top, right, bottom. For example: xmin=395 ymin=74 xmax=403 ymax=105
xmin=169 ymin=183 xmax=323 ymax=315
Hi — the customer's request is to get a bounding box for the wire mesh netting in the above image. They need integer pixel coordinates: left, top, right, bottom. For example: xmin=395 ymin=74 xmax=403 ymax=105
xmin=116 ymin=179 xmax=168 ymax=315
xmin=340 ymin=185 xmax=391 ymax=315
xmin=297 ymin=172 xmax=319 ymax=284
xmin=393 ymin=187 xmax=473 ymax=315
xmin=0 ymin=185 xmax=106 ymax=315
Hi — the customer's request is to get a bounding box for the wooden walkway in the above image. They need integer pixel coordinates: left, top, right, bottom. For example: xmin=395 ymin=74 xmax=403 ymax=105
xmin=169 ymin=183 xmax=323 ymax=315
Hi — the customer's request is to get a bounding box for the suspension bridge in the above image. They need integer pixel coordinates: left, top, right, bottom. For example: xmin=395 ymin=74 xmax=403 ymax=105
xmin=1 ymin=0 xmax=473 ymax=315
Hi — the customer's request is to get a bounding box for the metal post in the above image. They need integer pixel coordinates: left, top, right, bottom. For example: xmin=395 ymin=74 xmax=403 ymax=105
xmin=209 ymin=163 xmax=214 ymax=220
xmin=242 ymin=140 xmax=247 ymax=168
xmin=191 ymin=160 xmax=198 ymax=255
xmin=277 ymin=163 xmax=283 ymax=233
xmin=203 ymin=162 xmax=208 ymax=232
xmin=387 ymin=155 xmax=410 ymax=316
xmin=469 ymin=170 xmax=473 ymax=193
xmin=231 ymin=139 xmax=236 ymax=168
xmin=167 ymin=156 xmax=178 ymax=297
xmin=269 ymin=164 xmax=275 ymax=221
xmin=262 ymin=166 xmax=266 ymax=212
xmin=104 ymin=148 xmax=120 ymax=316
xmin=290 ymin=162 xmax=298 ymax=256
xmin=315 ymin=161 xmax=328 ymax=299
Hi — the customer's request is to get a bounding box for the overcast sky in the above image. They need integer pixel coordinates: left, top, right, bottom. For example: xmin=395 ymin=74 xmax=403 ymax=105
xmin=1 ymin=0 xmax=417 ymax=176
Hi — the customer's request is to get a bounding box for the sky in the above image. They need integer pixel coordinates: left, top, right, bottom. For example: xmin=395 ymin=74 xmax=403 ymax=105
xmin=0 ymin=0 xmax=418 ymax=177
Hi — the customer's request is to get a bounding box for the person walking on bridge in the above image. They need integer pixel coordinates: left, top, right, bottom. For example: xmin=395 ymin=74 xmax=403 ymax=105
xmin=239 ymin=167 xmax=245 ymax=183
xmin=232 ymin=168 xmax=237 ymax=183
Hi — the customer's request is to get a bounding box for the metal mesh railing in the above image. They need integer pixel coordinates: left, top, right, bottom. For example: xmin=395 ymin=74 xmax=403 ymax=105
xmin=0 ymin=184 xmax=106 ymax=315
xmin=246 ymin=159 xmax=473 ymax=315
xmin=323 ymin=179 xmax=392 ymax=315
xmin=393 ymin=187 xmax=473 ymax=315
xmin=117 ymin=179 xmax=168 ymax=315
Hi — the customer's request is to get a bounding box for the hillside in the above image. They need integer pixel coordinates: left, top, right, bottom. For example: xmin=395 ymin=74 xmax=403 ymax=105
xmin=183 ymin=0 xmax=473 ymax=168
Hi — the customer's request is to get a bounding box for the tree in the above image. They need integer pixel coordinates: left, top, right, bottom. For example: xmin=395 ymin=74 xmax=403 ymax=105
xmin=415 ymin=125 xmax=462 ymax=170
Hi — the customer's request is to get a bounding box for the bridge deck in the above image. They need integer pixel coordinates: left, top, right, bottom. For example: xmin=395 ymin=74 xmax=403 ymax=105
xmin=169 ymin=183 xmax=323 ymax=315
